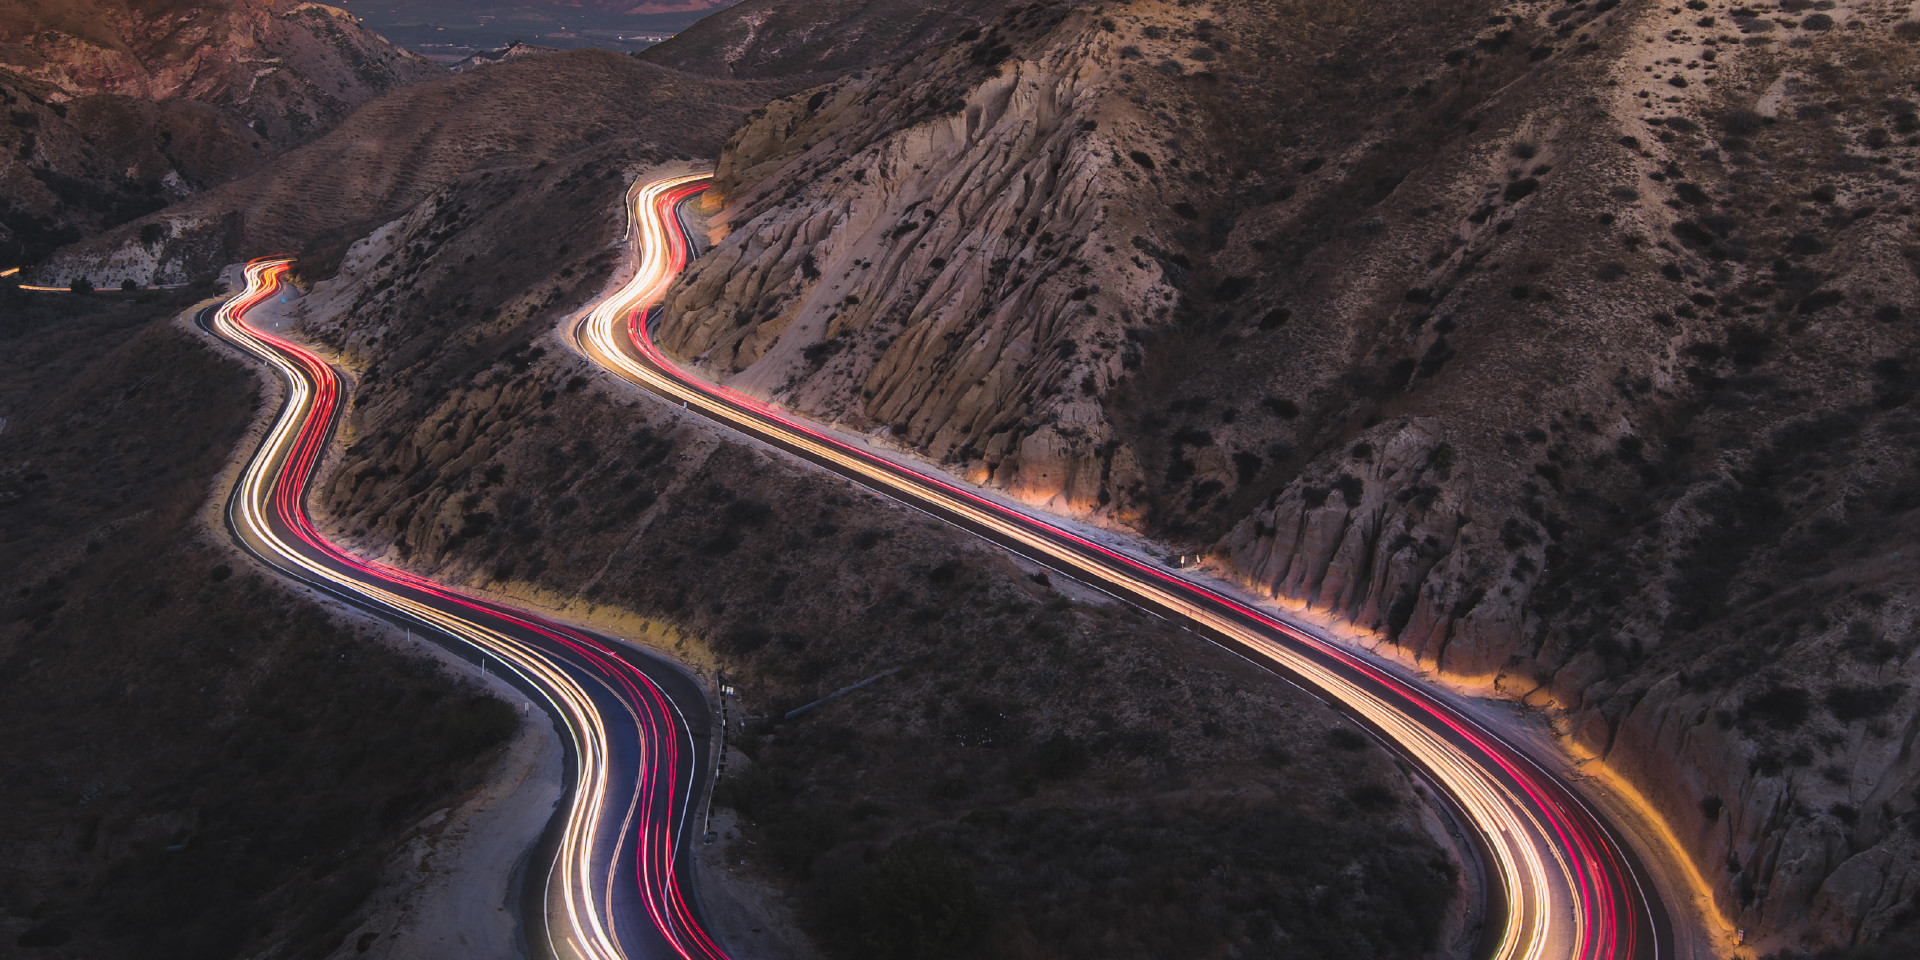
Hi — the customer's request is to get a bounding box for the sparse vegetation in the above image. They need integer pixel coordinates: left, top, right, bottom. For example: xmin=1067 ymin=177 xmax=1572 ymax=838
xmin=0 ymin=292 xmax=513 ymax=959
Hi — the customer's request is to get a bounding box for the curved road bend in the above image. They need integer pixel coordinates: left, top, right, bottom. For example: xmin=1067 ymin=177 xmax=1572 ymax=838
xmin=198 ymin=259 xmax=733 ymax=960
xmin=571 ymin=173 xmax=1676 ymax=960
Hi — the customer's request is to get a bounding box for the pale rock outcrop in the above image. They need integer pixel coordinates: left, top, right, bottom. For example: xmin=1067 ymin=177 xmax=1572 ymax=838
xmin=1222 ymin=418 xmax=1535 ymax=679
xmin=656 ymin=7 xmax=1174 ymax=518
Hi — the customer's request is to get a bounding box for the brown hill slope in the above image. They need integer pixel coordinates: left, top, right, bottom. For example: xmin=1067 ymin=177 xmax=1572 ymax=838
xmin=0 ymin=0 xmax=438 ymax=266
xmin=30 ymin=48 xmax=772 ymax=285
xmin=648 ymin=0 xmax=1920 ymax=952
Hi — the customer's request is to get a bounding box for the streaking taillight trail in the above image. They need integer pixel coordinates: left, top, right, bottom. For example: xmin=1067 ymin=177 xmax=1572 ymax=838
xmin=202 ymin=258 xmax=731 ymax=960
xmin=570 ymin=174 xmax=1672 ymax=960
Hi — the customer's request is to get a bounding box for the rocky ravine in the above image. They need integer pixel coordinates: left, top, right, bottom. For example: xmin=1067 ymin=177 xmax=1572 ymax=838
xmin=649 ymin=0 xmax=1920 ymax=952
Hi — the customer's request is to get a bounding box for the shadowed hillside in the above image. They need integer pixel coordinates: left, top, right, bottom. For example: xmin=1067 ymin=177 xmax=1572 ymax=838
xmin=0 ymin=284 xmax=518 ymax=959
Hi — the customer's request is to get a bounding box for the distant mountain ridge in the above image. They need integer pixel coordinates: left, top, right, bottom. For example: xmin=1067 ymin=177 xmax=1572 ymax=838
xmin=0 ymin=0 xmax=437 ymax=138
xmin=641 ymin=0 xmax=1010 ymax=79
xmin=0 ymin=0 xmax=438 ymax=268
xmin=449 ymin=40 xmax=554 ymax=73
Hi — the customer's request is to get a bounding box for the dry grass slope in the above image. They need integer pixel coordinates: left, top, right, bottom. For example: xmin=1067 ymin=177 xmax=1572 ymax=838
xmin=0 ymin=285 xmax=518 ymax=960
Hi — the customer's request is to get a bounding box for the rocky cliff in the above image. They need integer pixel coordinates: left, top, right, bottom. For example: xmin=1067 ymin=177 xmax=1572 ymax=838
xmin=648 ymin=0 xmax=1920 ymax=952
xmin=0 ymin=0 xmax=438 ymax=266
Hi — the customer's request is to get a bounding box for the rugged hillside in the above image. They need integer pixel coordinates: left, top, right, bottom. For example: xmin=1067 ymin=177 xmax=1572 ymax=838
xmin=0 ymin=0 xmax=435 ymax=133
xmin=647 ymin=0 xmax=1920 ymax=953
xmin=29 ymin=48 xmax=770 ymax=286
xmin=0 ymin=284 xmax=519 ymax=959
xmin=264 ymin=152 xmax=1471 ymax=959
xmin=639 ymin=0 xmax=1010 ymax=79
xmin=0 ymin=0 xmax=438 ymax=266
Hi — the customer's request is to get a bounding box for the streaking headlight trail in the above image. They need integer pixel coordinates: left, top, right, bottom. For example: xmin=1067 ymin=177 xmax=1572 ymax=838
xmin=570 ymin=173 xmax=1677 ymax=960
xmin=200 ymin=258 xmax=732 ymax=960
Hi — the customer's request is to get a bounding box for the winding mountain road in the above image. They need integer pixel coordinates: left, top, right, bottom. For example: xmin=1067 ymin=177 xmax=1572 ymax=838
xmin=199 ymin=259 xmax=732 ymax=960
xmin=568 ymin=172 xmax=1684 ymax=960
xmin=198 ymin=164 xmax=1698 ymax=960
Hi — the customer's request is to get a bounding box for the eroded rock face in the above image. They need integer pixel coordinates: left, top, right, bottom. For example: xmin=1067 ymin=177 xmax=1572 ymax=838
xmin=656 ymin=3 xmax=1204 ymax=520
xmin=650 ymin=0 xmax=1920 ymax=949
xmin=1222 ymin=420 xmax=1534 ymax=681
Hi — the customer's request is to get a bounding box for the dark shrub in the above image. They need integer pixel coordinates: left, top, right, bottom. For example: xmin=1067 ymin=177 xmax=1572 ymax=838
xmin=1826 ymin=684 xmax=1902 ymax=722
xmin=1332 ymin=474 xmax=1363 ymax=504
xmin=1673 ymin=221 xmax=1715 ymax=247
xmin=1796 ymin=289 xmax=1845 ymax=314
xmin=1262 ymin=396 xmax=1300 ymax=418
xmin=1699 ymin=794 xmax=1723 ymax=822
xmin=1327 ymin=727 xmax=1369 ymax=751
xmin=1725 ymin=326 xmax=1773 ymax=366
xmin=723 ymin=625 xmax=772 ymax=654
xmin=1214 ymin=275 xmax=1253 ymax=300
xmin=1739 ymin=686 xmax=1810 ymax=730
xmin=1721 ymin=110 xmax=1766 ymax=136
xmin=445 ymin=695 xmax=520 ymax=756
xmin=15 ymin=924 xmax=71 ymax=948
xmin=817 ymin=837 xmax=987 ymax=960
xmin=1232 ymin=451 xmax=1262 ymax=485
xmin=1348 ymin=784 xmax=1398 ymax=812
xmin=1784 ymin=233 xmax=1827 ymax=256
